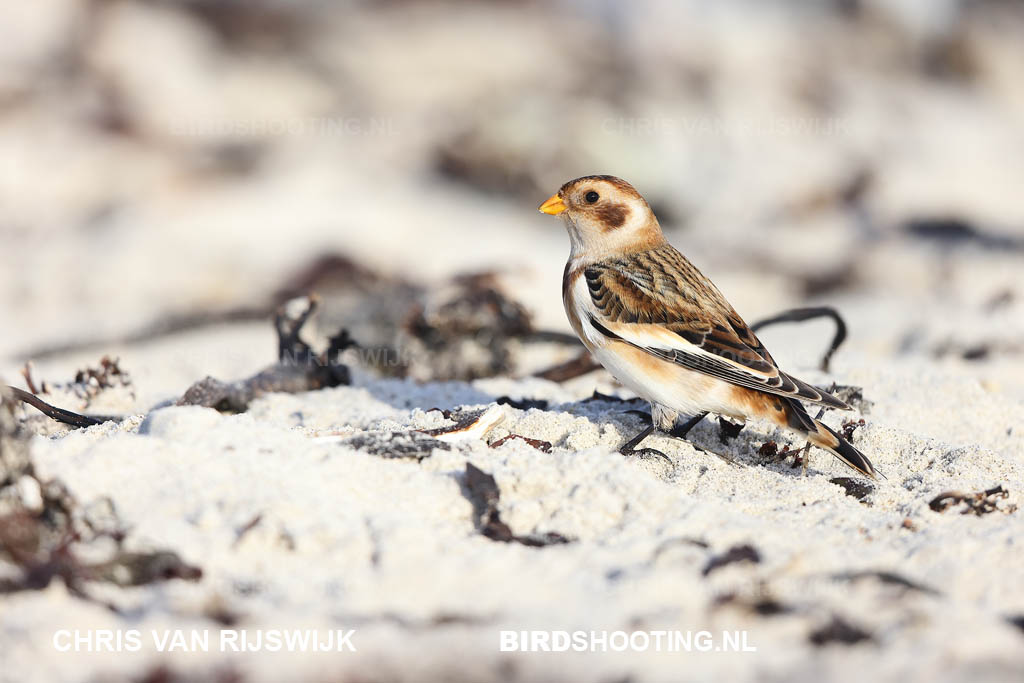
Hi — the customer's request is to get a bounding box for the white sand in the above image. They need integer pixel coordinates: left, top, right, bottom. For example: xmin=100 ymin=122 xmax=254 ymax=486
xmin=2 ymin=2 xmax=1023 ymax=681
xmin=1 ymin=330 xmax=1021 ymax=682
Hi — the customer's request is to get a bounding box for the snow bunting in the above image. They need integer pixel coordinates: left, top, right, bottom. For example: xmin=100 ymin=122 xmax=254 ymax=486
xmin=539 ymin=175 xmax=875 ymax=478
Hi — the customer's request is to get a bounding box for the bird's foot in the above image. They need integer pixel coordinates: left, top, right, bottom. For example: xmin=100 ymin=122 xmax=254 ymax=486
xmin=717 ymin=417 xmax=744 ymax=443
xmin=619 ymin=443 xmax=672 ymax=464
xmin=661 ymin=412 xmax=741 ymax=467
xmin=617 ymin=424 xmax=672 ymax=464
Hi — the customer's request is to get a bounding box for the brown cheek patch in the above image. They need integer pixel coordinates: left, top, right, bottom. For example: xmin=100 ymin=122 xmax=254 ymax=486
xmin=595 ymin=203 xmax=630 ymax=229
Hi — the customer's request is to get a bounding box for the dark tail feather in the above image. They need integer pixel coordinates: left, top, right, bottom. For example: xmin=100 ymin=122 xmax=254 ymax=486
xmin=808 ymin=421 xmax=876 ymax=479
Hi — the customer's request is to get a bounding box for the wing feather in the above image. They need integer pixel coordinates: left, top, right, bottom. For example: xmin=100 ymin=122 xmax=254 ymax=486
xmin=584 ymin=251 xmax=850 ymax=410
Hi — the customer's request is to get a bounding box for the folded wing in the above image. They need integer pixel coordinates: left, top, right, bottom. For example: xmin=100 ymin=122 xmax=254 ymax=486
xmin=584 ymin=254 xmax=850 ymax=410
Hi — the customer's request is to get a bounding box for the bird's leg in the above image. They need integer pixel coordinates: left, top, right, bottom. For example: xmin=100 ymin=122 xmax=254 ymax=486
xmin=796 ymin=405 xmax=826 ymax=475
xmin=667 ymin=412 xmax=708 ymax=439
xmin=619 ymin=426 xmax=671 ymax=463
xmin=618 ymin=423 xmax=673 ymax=464
xmin=800 ymin=442 xmax=812 ymax=476
xmin=717 ymin=416 xmax=744 ymax=443
xmin=619 ymin=424 xmax=655 ymax=455
xmin=664 ymin=411 xmax=741 ymax=467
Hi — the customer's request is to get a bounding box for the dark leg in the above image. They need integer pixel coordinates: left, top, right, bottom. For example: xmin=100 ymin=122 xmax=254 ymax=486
xmin=717 ymin=416 xmax=744 ymax=443
xmin=619 ymin=424 xmax=655 ymax=455
xmin=668 ymin=412 xmax=708 ymax=439
xmin=665 ymin=411 xmax=740 ymax=467
xmin=618 ymin=424 xmax=672 ymax=464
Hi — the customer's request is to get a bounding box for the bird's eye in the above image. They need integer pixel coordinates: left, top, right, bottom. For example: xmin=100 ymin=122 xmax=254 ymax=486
xmin=585 ymin=191 xmax=600 ymax=203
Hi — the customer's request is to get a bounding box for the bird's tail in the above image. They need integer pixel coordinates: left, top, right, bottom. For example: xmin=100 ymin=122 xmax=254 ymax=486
xmin=806 ymin=420 xmax=876 ymax=479
xmin=779 ymin=398 xmax=876 ymax=478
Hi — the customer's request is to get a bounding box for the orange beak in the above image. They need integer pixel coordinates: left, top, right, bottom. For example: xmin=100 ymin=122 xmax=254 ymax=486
xmin=538 ymin=193 xmax=567 ymax=215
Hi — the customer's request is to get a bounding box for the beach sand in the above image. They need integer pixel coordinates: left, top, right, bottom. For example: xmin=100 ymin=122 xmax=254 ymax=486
xmin=2 ymin=2 xmax=1023 ymax=681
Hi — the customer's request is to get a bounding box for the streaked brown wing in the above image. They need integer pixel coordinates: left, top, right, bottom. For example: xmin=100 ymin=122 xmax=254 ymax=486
xmin=584 ymin=250 xmax=849 ymax=409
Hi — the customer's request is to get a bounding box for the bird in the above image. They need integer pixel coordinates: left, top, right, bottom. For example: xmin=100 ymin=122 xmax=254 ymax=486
xmin=538 ymin=174 xmax=875 ymax=478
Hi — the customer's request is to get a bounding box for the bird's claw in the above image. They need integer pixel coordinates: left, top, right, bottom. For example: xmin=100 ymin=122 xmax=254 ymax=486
xmin=620 ymin=446 xmax=672 ymax=465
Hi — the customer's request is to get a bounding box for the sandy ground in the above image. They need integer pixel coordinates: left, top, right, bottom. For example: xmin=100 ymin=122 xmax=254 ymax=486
xmin=2 ymin=314 xmax=1022 ymax=683
xmin=2 ymin=1 xmax=1023 ymax=682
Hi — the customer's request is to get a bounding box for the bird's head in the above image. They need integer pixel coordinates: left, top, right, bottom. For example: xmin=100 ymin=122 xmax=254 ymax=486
xmin=539 ymin=175 xmax=664 ymax=260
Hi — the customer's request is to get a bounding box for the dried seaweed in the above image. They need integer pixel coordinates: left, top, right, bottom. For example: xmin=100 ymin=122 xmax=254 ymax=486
xmin=903 ymin=217 xmax=1024 ymax=252
xmin=830 ymin=385 xmax=873 ymax=414
xmin=841 ymin=418 xmax=866 ymax=441
xmin=985 ymin=289 xmax=1014 ymax=312
xmin=88 ymin=551 xmax=203 ymax=587
xmin=178 ymin=297 xmax=350 ymax=412
xmin=757 ymin=440 xmax=789 ymax=460
xmin=830 ymin=477 xmax=874 ymax=502
xmin=71 ymin=356 xmax=135 ymax=402
xmin=932 ymin=338 xmax=1022 ymax=362
xmin=232 ymin=513 xmax=264 ymax=549
xmin=274 ymin=253 xmax=390 ymax=301
xmin=4 ymin=356 xmax=133 ymax=428
xmin=750 ymin=306 xmax=848 ymax=372
xmin=3 ymin=386 xmax=110 ymax=428
xmin=489 ymin=434 xmax=553 ymax=453
xmin=712 ymin=590 xmax=793 ymax=616
xmin=702 ymin=544 xmax=761 ymax=576
xmin=401 ymin=273 xmax=535 ymax=381
xmin=808 ymin=616 xmax=872 ymax=646
xmin=342 ymin=431 xmax=450 ymax=460
xmin=929 ymin=485 xmax=1015 ymax=515
xmin=0 ymin=387 xmax=34 ymax=499
xmin=651 ymin=536 xmax=710 ymax=555
xmin=495 ymin=396 xmax=549 ymax=411
xmin=533 ymin=351 xmax=602 ymax=383
xmin=20 ymin=362 xmax=40 ymax=395
xmin=0 ymin=387 xmax=201 ymax=604
xmin=432 ymin=127 xmax=545 ymax=199
xmin=832 ymin=570 xmax=939 ymax=596
xmin=8 ymin=299 xmax=352 ymax=426
xmin=463 ymin=463 xmax=571 ymax=547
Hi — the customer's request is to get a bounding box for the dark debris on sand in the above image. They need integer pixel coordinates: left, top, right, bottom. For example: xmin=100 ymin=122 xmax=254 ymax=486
xmin=831 ymin=385 xmax=873 ymax=414
xmin=809 ymin=615 xmax=873 ymax=646
xmin=495 ymin=396 xmax=549 ymax=411
xmin=712 ymin=589 xmax=793 ymax=617
xmin=0 ymin=387 xmax=201 ymax=605
xmin=179 ymin=296 xmax=351 ymax=412
xmin=830 ymin=477 xmax=875 ymax=502
xmin=8 ymin=297 xmax=355 ymax=427
xmin=929 ymin=485 xmax=1016 ymax=516
xmin=832 ymin=570 xmax=939 ymax=596
xmin=841 ymin=418 xmax=867 ymax=441
xmin=463 ymin=463 xmax=571 ymax=547
xmin=402 ymin=272 xmax=535 ymax=381
xmin=489 ymin=434 xmax=553 ymax=453
xmin=343 ymin=431 xmax=451 ymax=460
xmin=702 ymin=544 xmax=762 ymax=577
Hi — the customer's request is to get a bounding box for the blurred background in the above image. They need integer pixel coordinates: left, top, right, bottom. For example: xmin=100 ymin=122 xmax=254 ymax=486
xmin=2 ymin=0 xmax=1023 ymax=409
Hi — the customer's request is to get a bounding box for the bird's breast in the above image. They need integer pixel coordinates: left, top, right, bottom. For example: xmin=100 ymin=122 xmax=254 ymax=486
xmin=562 ymin=261 xmax=605 ymax=350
